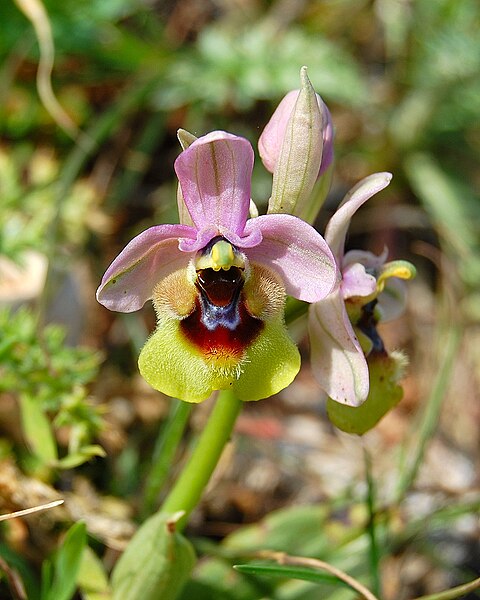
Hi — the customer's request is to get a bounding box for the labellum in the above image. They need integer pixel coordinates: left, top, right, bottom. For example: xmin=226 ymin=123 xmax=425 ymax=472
xmin=139 ymin=238 xmax=299 ymax=402
xmin=182 ymin=258 xmax=263 ymax=367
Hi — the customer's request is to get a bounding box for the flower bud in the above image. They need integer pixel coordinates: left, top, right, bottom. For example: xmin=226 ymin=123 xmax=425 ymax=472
xmin=260 ymin=66 xmax=334 ymax=219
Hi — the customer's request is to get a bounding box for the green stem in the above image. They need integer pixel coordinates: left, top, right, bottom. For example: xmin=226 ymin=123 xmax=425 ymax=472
xmin=412 ymin=576 xmax=480 ymax=600
xmin=395 ymin=324 xmax=462 ymax=502
xmin=364 ymin=447 xmax=381 ymax=598
xmin=161 ymin=389 xmax=242 ymax=531
xmin=142 ymin=400 xmax=192 ymax=517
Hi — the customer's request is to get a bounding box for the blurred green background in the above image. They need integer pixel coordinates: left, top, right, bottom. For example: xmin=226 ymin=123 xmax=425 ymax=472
xmin=1 ymin=0 xmax=480 ymax=598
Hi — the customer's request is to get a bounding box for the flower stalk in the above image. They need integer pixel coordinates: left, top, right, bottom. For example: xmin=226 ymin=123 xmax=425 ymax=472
xmin=160 ymin=389 xmax=242 ymax=531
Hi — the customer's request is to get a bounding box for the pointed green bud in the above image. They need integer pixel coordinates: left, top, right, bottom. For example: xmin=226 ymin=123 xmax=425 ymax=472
xmin=301 ymin=159 xmax=334 ymax=224
xmin=111 ymin=511 xmax=196 ymax=600
xmin=176 ymin=128 xmax=197 ymax=226
xmin=267 ymin=67 xmax=324 ymax=217
xmin=326 ymin=351 xmax=407 ymax=435
xmin=177 ymin=128 xmax=197 ymax=150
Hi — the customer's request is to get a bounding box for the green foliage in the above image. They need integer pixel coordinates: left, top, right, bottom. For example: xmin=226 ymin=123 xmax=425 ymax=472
xmin=153 ymin=24 xmax=367 ymax=113
xmin=111 ymin=512 xmax=196 ymax=600
xmin=404 ymin=152 xmax=480 ymax=286
xmin=0 ymin=146 xmax=100 ymax=262
xmin=41 ymin=521 xmax=87 ymax=600
xmin=0 ymin=0 xmax=152 ymax=65
xmin=179 ymin=502 xmax=371 ymax=600
xmin=77 ymin=546 xmax=111 ymax=600
xmin=0 ymin=307 xmax=104 ymax=469
xmin=179 ymin=558 xmax=274 ymax=600
xmin=224 ymin=505 xmax=330 ymax=557
xmin=19 ymin=393 xmax=58 ymax=464
xmin=233 ymin=563 xmax=346 ymax=589
xmin=0 ymin=541 xmax=41 ymax=600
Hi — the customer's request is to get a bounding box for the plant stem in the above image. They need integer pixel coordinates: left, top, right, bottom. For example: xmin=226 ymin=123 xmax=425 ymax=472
xmin=364 ymin=447 xmax=381 ymax=597
xmin=395 ymin=324 xmax=461 ymax=501
xmin=142 ymin=400 xmax=192 ymax=517
xmin=412 ymin=576 xmax=480 ymax=600
xmin=160 ymin=389 xmax=242 ymax=531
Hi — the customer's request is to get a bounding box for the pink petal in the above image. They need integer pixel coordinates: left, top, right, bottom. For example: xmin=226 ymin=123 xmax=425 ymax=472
xmin=174 ymin=131 xmax=254 ymax=237
xmin=178 ymin=222 xmax=263 ymax=253
xmin=343 ymin=249 xmax=410 ymax=321
xmin=259 ymin=90 xmax=299 ymax=174
xmin=309 ymin=290 xmax=369 ymax=406
xmin=319 ymin=102 xmax=334 ymax=175
xmin=96 ymin=224 xmax=195 ymax=312
xmin=341 ymin=262 xmax=377 ymax=299
xmin=343 ymin=248 xmax=388 ymax=271
xmin=243 ymin=214 xmax=339 ymax=302
xmin=325 ymin=173 xmax=392 ymax=262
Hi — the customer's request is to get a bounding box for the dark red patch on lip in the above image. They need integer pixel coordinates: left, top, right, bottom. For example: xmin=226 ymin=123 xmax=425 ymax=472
xmin=180 ymin=297 xmax=263 ymax=358
xmin=180 ymin=267 xmax=263 ymax=359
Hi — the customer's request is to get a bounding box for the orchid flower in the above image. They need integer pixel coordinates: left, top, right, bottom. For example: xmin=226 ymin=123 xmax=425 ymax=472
xmin=97 ymin=130 xmax=338 ymax=403
xmin=308 ymin=173 xmax=416 ymax=407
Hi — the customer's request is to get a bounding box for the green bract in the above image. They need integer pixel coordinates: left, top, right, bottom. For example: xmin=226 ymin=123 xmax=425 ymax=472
xmin=111 ymin=512 xmax=196 ymax=600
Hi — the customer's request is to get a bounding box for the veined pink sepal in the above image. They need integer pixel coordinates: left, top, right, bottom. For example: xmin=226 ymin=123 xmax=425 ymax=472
xmin=326 ymin=172 xmax=392 ymax=262
xmin=96 ymin=223 xmax=196 ymax=312
xmin=308 ymin=288 xmax=369 ymax=407
xmin=174 ymin=131 xmax=253 ymax=237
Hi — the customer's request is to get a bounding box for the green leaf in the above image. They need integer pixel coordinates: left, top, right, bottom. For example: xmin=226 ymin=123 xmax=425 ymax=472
xmin=224 ymin=503 xmax=329 ymax=557
xmin=41 ymin=560 xmax=53 ymax=600
xmin=404 ymin=152 xmax=480 ymax=284
xmin=178 ymin=556 xmax=274 ymax=600
xmin=19 ymin=394 xmax=58 ymax=464
xmin=43 ymin=521 xmax=87 ymax=600
xmin=0 ymin=542 xmax=41 ymax=600
xmin=53 ymin=445 xmax=106 ymax=469
xmin=77 ymin=546 xmax=111 ymax=600
xmin=413 ymin=577 xmax=480 ymax=600
xmin=111 ymin=511 xmax=196 ymax=600
xmin=233 ymin=563 xmax=344 ymax=587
